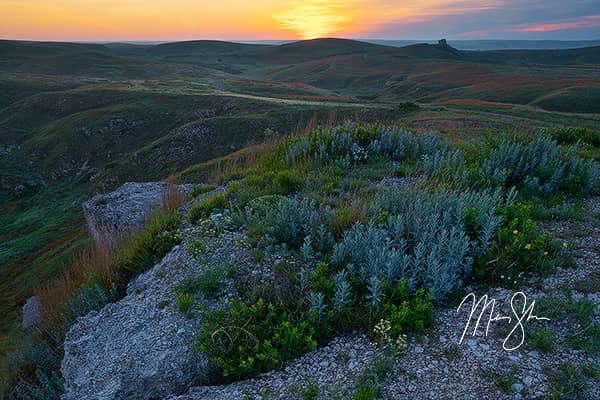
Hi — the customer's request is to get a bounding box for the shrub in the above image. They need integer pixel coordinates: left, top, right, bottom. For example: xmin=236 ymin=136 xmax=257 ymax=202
xmin=187 ymin=191 xmax=227 ymax=223
xmin=475 ymin=202 xmax=557 ymax=283
xmin=332 ymin=186 xmax=508 ymax=300
xmin=397 ymin=101 xmax=420 ymax=112
xmin=197 ymin=298 xmax=317 ymax=381
xmin=284 ymin=123 xmax=442 ymax=166
xmin=425 ymin=135 xmax=598 ymax=198
xmin=274 ymin=169 xmax=304 ymax=193
xmin=483 ymin=136 xmax=597 ymax=196
xmin=237 ymin=196 xmax=333 ymax=250
xmin=543 ymin=127 xmax=600 ymax=147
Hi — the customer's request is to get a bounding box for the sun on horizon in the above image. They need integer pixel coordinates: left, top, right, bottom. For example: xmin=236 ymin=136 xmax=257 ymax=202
xmin=273 ymin=1 xmax=356 ymax=39
xmin=0 ymin=0 xmax=599 ymax=41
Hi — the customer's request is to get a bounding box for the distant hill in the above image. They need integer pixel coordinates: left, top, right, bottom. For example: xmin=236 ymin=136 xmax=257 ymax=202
xmin=464 ymin=46 xmax=600 ymax=65
xmin=1 ymin=38 xmax=599 ymax=110
xmin=391 ymin=42 xmax=462 ymax=59
xmin=365 ymin=39 xmax=600 ymax=51
xmin=147 ymin=40 xmax=268 ymax=58
xmin=0 ymin=40 xmax=111 ymax=57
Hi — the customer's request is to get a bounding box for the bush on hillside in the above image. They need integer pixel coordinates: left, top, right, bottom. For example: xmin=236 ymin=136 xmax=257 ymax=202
xmin=332 ymin=186 xmax=509 ymax=300
xmin=235 ymin=196 xmax=334 ymax=251
xmin=424 ymin=135 xmax=598 ymax=197
xmin=284 ymin=123 xmax=441 ymax=166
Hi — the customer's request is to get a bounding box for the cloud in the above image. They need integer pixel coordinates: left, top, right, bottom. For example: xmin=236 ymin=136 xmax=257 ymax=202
xmin=512 ymin=14 xmax=600 ymax=33
xmin=357 ymin=0 xmax=600 ymax=39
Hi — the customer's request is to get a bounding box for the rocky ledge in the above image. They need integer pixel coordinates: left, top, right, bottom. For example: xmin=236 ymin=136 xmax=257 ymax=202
xmin=82 ymin=182 xmax=192 ymax=242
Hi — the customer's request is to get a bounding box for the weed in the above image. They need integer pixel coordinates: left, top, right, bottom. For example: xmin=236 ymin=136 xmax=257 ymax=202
xmin=547 ymin=364 xmax=587 ymax=400
xmin=186 ymin=237 xmax=208 ymax=259
xmin=190 ymin=184 xmax=216 ymax=198
xmin=352 ymin=354 xmax=394 ymax=400
xmin=528 ymin=327 xmax=554 ymax=352
xmin=176 ymin=293 xmax=194 ymax=315
xmin=565 ymin=323 xmax=600 ymax=354
xmin=495 ymin=372 xmax=517 ymax=394
xmin=443 ymin=343 xmax=462 ymax=360
xmin=300 ymin=383 xmax=320 ymax=400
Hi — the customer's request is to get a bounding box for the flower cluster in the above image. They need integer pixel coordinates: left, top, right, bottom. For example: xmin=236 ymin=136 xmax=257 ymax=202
xmin=371 ymin=319 xmax=408 ymax=355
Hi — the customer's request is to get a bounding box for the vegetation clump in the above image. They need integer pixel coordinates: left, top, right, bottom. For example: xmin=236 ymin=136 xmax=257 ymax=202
xmin=188 ymin=122 xmax=599 ymax=382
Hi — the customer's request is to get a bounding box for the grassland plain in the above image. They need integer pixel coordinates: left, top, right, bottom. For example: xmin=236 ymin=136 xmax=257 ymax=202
xmin=1 ymin=38 xmax=600 ymax=391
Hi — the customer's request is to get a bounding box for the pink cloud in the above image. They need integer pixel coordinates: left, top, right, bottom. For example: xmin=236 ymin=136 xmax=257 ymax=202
xmin=515 ymin=14 xmax=600 ymax=32
xmin=459 ymin=14 xmax=600 ymax=37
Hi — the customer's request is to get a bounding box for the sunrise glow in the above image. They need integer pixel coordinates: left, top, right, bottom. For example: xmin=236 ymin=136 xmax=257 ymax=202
xmin=1 ymin=0 xmax=599 ymax=41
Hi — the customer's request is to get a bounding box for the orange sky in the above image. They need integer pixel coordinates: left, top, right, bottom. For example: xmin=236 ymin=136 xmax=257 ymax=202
xmin=0 ymin=0 xmax=500 ymax=40
xmin=1 ymin=0 xmax=599 ymax=41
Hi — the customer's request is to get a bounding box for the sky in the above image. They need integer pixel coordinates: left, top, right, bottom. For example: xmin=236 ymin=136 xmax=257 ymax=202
xmin=1 ymin=0 xmax=599 ymax=41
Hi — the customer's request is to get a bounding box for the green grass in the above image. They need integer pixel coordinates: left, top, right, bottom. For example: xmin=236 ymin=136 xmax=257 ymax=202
xmin=0 ymin=185 xmax=89 ymax=355
xmin=352 ymin=354 xmax=394 ymax=400
xmin=547 ymin=364 xmax=588 ymax=400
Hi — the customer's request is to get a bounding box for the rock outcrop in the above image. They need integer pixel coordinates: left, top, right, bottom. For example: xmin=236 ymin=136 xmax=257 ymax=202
xmin=61 ymin=242 xmax=208 ymax=400
xmin=21 ymin=296 xmax=42 ymax=330
xmin=83 ymin=182 xmax=191 ymax=242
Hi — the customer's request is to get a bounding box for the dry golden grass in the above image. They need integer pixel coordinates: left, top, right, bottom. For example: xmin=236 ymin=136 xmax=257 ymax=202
xmin=35 ymin=182 xmax=185 ymax=322
xmin=162 ymin=178 xmax=187 ymax=213
xmin=35 ymin=235 xmax=116 ymax=322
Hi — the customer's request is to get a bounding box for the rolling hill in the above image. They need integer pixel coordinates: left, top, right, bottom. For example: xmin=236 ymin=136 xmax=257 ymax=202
xmin=1 ymin=37 xmax=600 ymax=370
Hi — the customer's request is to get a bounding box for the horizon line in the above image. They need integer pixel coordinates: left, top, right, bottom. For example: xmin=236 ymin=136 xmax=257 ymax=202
xmin=2 ymin=37 xmax=600 ymax=44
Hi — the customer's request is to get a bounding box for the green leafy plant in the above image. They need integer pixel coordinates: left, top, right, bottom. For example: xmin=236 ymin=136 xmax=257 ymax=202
xmin=528 ymin=327 xmax=554 ymax=352
xmin=176 ymin=292 xmax=194 ymax=315
xmin=197 ymin=298 xmax=317 ymax=381
xmin=382 ymin=285 xmax=433 ymax=335
xmin=475 ymin=202 xmax=556 ymax=283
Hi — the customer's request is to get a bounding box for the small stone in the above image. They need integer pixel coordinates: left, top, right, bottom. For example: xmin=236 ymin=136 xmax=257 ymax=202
xmin=511 ymin=383 xmax=524 ymax=392
xmin=22 ymin=296 xmax=42 ymax=330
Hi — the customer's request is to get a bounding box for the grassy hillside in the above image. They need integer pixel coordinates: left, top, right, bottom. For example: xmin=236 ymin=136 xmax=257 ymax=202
xmin=1 ymin=38 xmax=600 ymax=379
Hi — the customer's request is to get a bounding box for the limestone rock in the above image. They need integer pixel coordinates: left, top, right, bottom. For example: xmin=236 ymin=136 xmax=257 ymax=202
xmin=21 ymin=296 xmax=42 ymax=330
xmin=61 ymin=245 xmax=208 ymax=400
xmin=83 ymin=182 xmax=191 ymax=242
